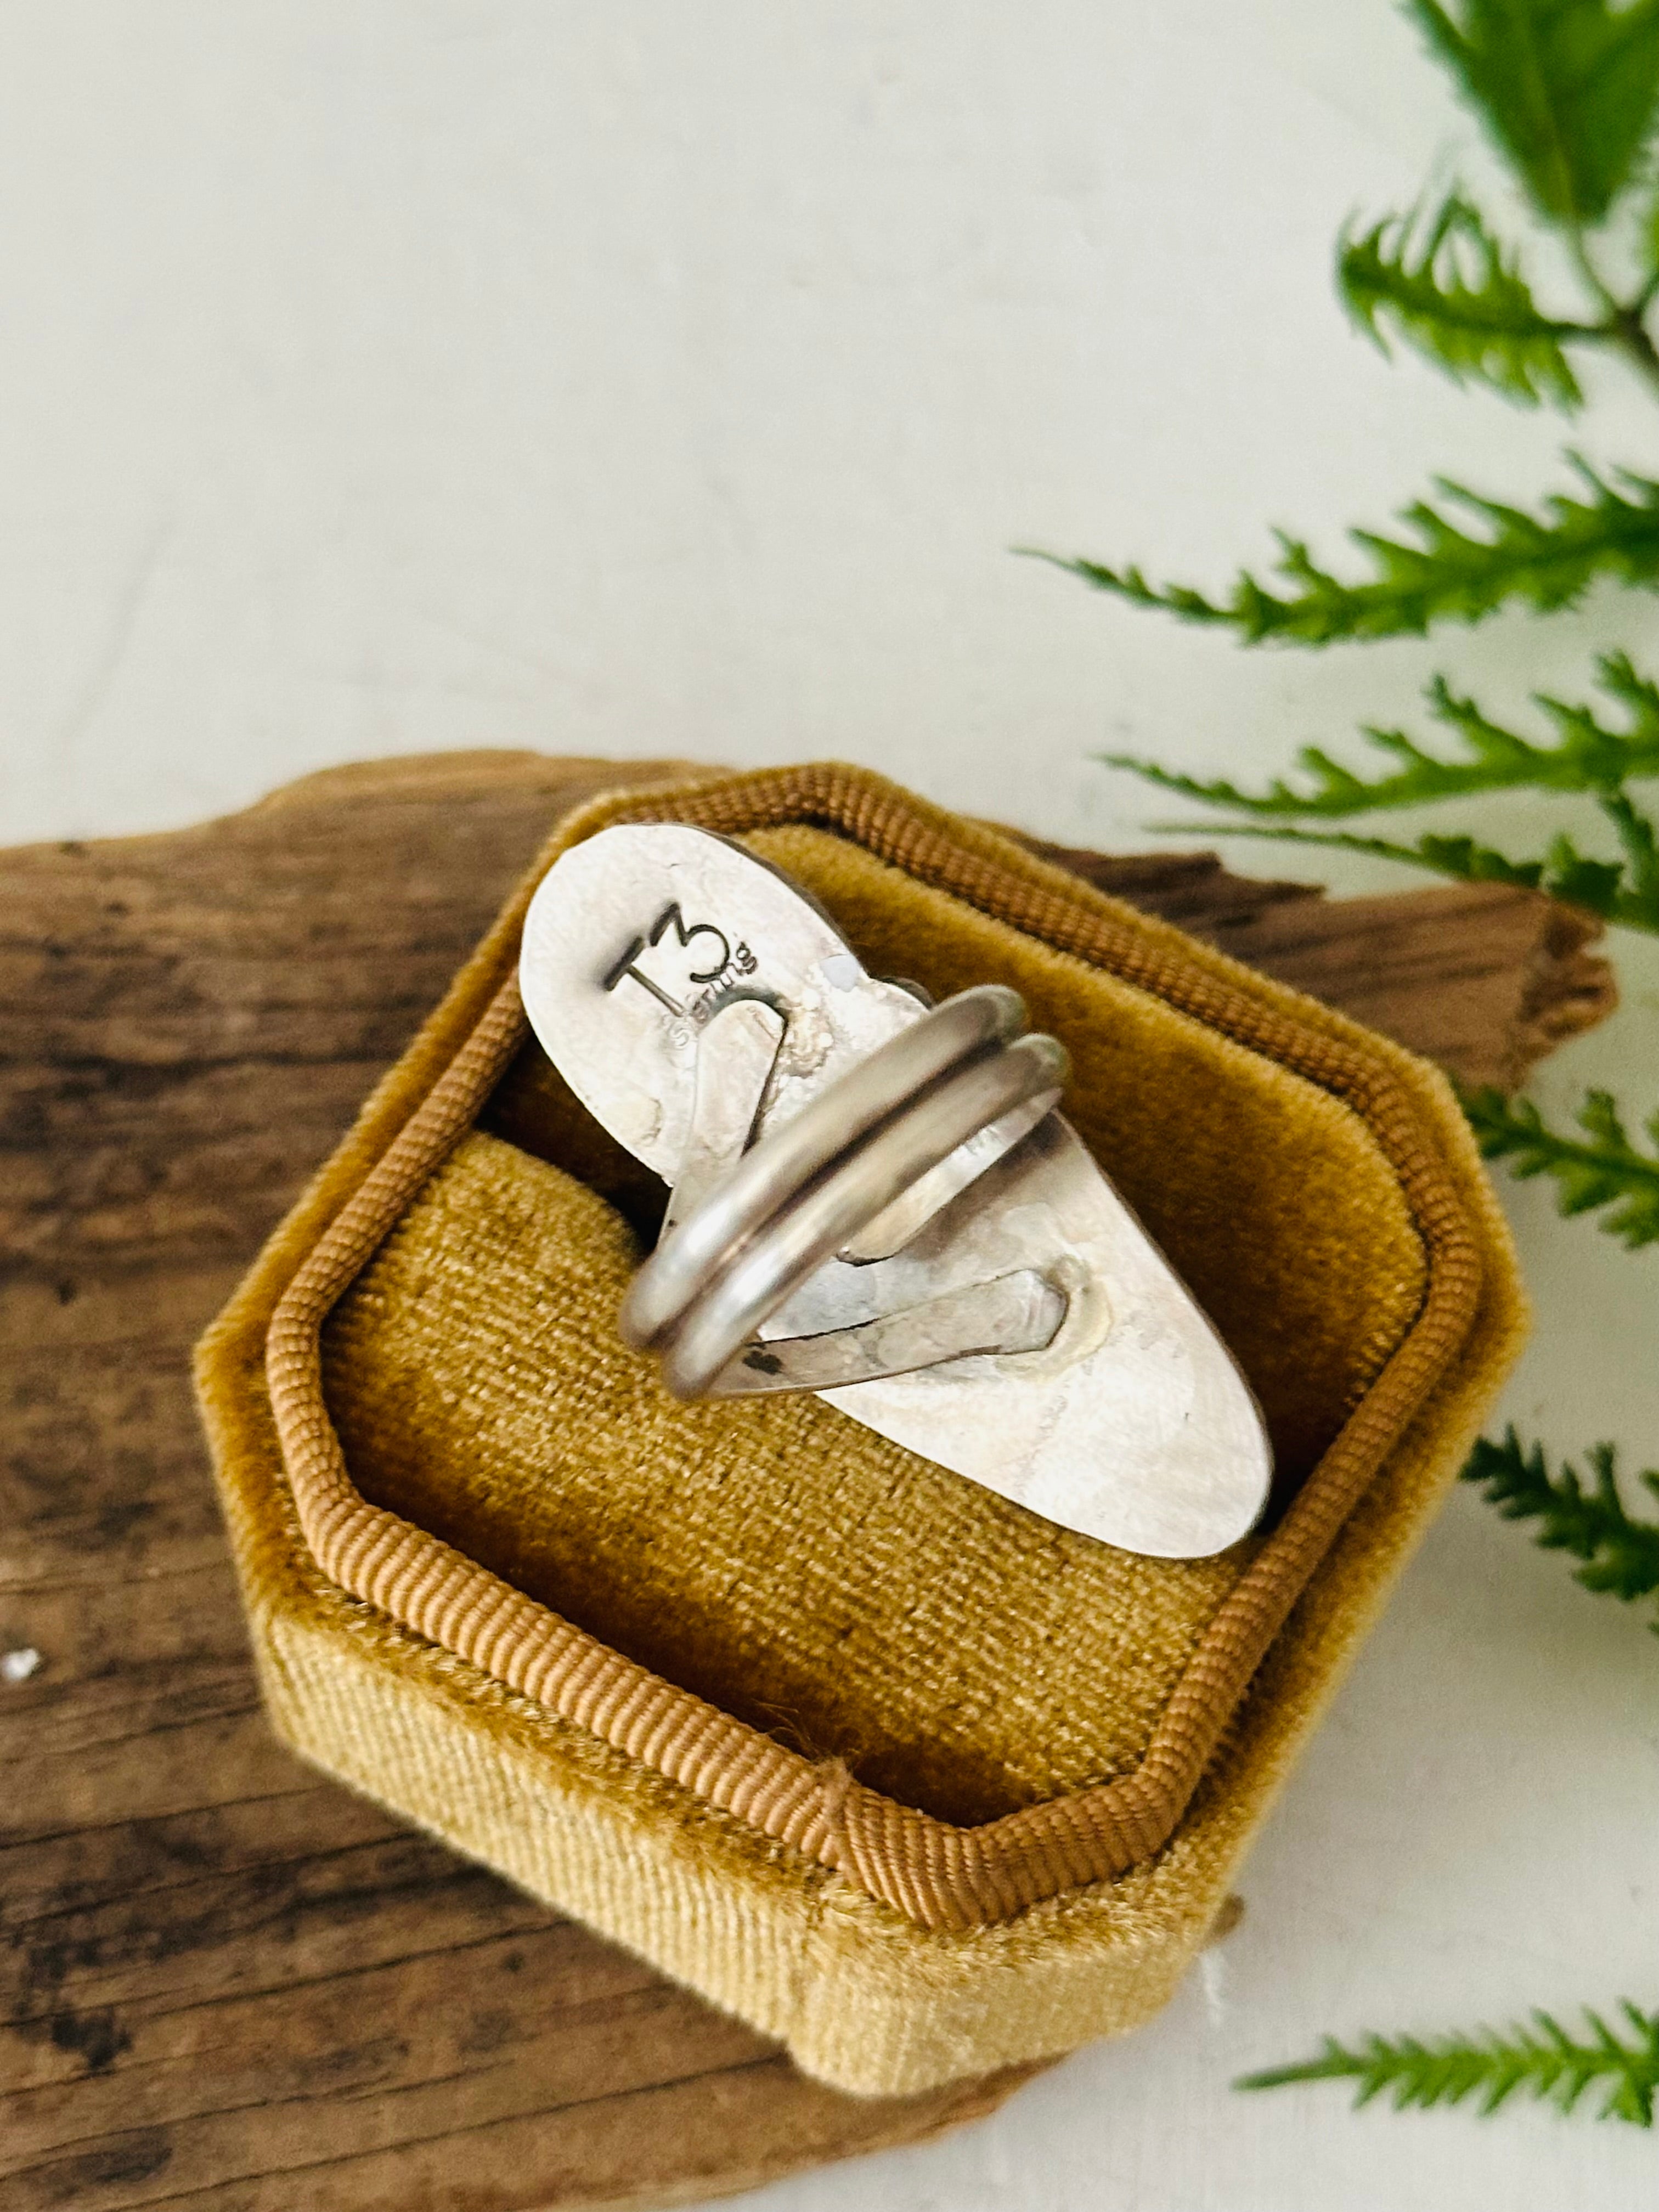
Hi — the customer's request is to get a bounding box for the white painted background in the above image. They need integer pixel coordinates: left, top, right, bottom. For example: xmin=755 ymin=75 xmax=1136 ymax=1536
xmin=3 ymin=5 xmax=1656 ymax=2207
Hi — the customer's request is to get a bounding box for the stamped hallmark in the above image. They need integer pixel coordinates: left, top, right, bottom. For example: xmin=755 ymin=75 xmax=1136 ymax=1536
xmin=602 ymin=901 xmax=756 ymax=1023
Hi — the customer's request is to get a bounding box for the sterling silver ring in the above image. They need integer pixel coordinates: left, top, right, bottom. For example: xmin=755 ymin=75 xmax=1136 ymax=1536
xmin=518 ymin=820 xmax=1274 ymax=1558
xmin=621 ymin=983 xmax=1025 ymax=1353
xmin=621 ymin=989 xmax=1069 ymax=1397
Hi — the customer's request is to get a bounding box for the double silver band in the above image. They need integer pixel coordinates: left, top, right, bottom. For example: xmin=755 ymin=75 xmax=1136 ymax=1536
xmin=621 ymin=985 xmax=1070 ymax=1399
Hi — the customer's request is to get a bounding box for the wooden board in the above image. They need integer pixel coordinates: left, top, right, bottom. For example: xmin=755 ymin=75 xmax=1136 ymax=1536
xmin=0 ymin=753 xmax=1614 ymax=2212
xmin=1018 ymin=836 xmax=1615 ymax=1094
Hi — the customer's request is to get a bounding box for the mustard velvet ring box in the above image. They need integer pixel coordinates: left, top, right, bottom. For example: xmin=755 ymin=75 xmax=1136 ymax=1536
xmin=193 ymin=762 xmax=1528 ymax=2097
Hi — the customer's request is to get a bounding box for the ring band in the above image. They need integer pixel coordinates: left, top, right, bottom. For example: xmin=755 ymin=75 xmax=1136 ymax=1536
xmin=621 ymin=983 xmax=1026 ymax=1353
xmin=621 ymin=985 xmax=1070 ymax=1400
xmin=663 ymin=1034 xmax=1068 ymax=1397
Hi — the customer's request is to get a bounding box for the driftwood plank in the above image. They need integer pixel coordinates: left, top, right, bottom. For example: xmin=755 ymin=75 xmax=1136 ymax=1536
xmin=1019 ymin=839 xmax=1614 ymax=1093
xmin=0 ymin=753 xmax=1614 ymax=2212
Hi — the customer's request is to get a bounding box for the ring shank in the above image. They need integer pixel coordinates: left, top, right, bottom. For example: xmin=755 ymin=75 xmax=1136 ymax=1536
xmin=621 ymin=984 xmax=1073 ymax=1400
xmin=663 ymin=1035 xmax=1068 ymax=1396
xmin=622 ymin=984 xmax=1024 ymax=1350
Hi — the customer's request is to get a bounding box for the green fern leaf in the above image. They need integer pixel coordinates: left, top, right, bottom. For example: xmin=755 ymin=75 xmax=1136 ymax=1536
xmin=1600 ymin=782 xmax=1659 ymax=917
xmin=1339 ymin=190 xmax=1587 ymax=406
xmin=1102 ymin=651 xmax=1659 ymax=818
xmin=1462 ymin=1085 xmax=1659 ymax=1246
xmin=1239 ymin=2003 xmax=1659 ymax=2125
xmin=1542 ymin=828 xmax=1634 ymax=916
xmin=1462 ymin=1427 xmax=1659 ymax=1610
xmin=1164 ymin=816 xmax=1659 ymax=932
xmin=1407 ymin=0 xmax=1659 ymax=224
xmin=1033 ymin=459 xmax=1659 ymax=644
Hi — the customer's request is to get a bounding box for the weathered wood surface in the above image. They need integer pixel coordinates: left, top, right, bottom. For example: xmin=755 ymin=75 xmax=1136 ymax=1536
xmin=1021 ymin=838 xmax=1614 ymax=1093
xmin=0 ymin=752 xmax=1615 ymax=2212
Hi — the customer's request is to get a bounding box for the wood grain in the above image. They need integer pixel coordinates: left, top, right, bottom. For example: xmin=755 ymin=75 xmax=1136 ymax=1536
xmin=1018 ymin=838 xmax=1614 ymax=1093
xmin=0 ymin=752 xmax=1614 ymax=2212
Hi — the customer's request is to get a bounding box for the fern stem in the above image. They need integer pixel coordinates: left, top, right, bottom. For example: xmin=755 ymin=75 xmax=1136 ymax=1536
xmin=1238 ymin=2005 xmax=1659 ymax=2125
xmin=1565 ymin=305 xmax=1659 ymax=396
xmin=1462 ymin=1086 xmax=1659 ymax=1248
xmin=1462 ymin=1429 xmax=1659 ymax=1616
xmin=1565 ymin=222 xmax=1659 ymax=399
xmin=1144 ymin=817 xmax=1659 ymax=935
xmin=1603 ymin=306 xmax=1659 ymax=399
xmin=1029 ymin=461 xmax=1659 ymax=645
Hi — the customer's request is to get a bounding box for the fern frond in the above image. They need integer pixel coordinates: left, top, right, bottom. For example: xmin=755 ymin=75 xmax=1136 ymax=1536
xmin=1033 ymin=459 xmax=1659 ymax=644
xmin=1239 ymin=2003 xmax=1659 ymax=2125
xmin=1339 ymin=191 xmax=1587 ymax=407
xmin=1167 ymin=817 xmax=1659 ymax=932
xmin=1600 ymin=782 xmax=1659 ymax=919
xmin=1103 ymin=651 xmax=1659 ymax=819
xmin=1463 ymin=1428 xmax=1659 ymax=1611
xmin=1463 ymin=1086 xmax=1659 ymax=1246
xmin=1407 ymin=0 xmax=1659 ymax=225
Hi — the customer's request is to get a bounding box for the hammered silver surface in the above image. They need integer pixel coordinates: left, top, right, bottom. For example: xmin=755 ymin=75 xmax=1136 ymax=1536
xmin=518 ymin=823 xmax=1272 ymax=1556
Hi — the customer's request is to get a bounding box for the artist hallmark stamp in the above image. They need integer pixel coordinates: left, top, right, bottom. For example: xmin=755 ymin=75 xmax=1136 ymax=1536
xmin=603 ymin=901 xmax=757 ymax=1023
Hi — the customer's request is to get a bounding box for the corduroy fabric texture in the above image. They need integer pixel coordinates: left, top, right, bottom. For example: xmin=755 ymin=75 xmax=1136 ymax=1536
xmin=195 ymin=762 xmax=1529 ymax=2095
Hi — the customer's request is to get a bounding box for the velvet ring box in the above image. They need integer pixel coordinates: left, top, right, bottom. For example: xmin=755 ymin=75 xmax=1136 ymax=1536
xmin=194 ymin=763 xmax=1527 ymax=2097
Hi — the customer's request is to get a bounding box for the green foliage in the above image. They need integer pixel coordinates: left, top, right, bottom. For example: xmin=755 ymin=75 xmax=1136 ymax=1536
xmin=1104 ymin=652 xmax=1659 ymax=817
xmin=1178 ymin=808 xmax=1659 ymax=932
xmin=1338 ymin=190 xmax=1587 ymax=406
xmin=1462 ymin=1427 xmax=1659 ymax=1613
xmin=1463 ymin=1086 xmax=1659 ymax=1245
xmin=1035 ymin=461 xmax=1659 ymax=645
xmin=1103 ymin=646 xmax=1659 ymax=932
xmin=1054 ymin=0 xmax=1659 ymax=2138
xmin=1600 ymin=781 xmax=1659 ymax=919
xmin=1238 ymin=2003 xmax=1659 ymax=2125
xmin=1406 ymin=0 xmax=1659 ymax=224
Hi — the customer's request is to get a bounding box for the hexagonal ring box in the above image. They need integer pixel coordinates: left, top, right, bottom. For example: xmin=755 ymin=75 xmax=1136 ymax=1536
xmin=195 ymin=763 xmax=1526 ymax=2097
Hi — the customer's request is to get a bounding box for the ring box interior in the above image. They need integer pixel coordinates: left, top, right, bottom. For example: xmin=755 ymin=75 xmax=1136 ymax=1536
xmin=195 ymin=764 xmax=1527 ymax=2096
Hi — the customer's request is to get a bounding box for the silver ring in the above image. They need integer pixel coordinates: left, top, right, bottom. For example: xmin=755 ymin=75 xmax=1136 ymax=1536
xmin=637 ymin=1013 xmax=1079 ymax=1389
xmin=663 ymin=1034 xmax=1068 ymax=1396
xmin=620 ymin=983 xmax=1026 ymax=1353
